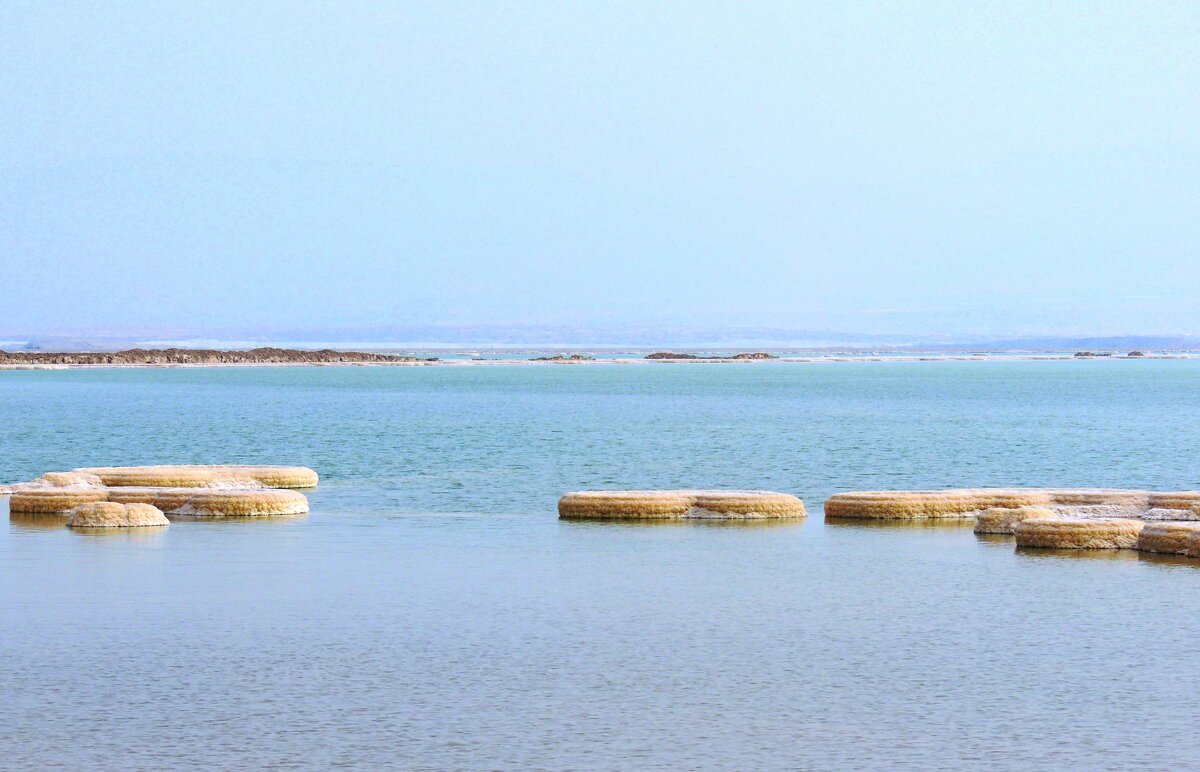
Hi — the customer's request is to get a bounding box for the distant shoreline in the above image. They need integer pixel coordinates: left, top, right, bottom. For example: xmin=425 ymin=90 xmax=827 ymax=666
xmin=0 ymin=347 xmax=1193 ymax=370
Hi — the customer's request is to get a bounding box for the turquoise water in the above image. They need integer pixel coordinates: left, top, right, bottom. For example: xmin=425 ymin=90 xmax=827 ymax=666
xmin=3 ymin=362 xmax=1200 ymax=769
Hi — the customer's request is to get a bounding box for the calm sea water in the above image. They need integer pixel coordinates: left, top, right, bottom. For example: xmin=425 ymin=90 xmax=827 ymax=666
xmin=3 ymin=361 xmax=1200 ymax=769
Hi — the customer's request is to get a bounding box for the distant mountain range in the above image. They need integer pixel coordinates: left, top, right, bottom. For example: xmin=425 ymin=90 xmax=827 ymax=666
xmin=4 ymin=328 xmax=1199 ymax=353
xmin=917 ymin=336 xmax=1200 ymax=352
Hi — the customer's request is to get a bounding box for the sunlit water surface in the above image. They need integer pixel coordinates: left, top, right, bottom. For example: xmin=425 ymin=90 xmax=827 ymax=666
xmin=3 ymin=362 xmax=1200 ymax=769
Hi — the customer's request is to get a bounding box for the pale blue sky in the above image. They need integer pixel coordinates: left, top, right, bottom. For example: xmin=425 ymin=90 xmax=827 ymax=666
xmin=2 ymin=1 xmax=1198 ymax=341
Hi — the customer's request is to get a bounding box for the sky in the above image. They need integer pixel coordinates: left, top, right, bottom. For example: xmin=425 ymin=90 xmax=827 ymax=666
xmin=2 ymin=1 xmax=1198 ymax=343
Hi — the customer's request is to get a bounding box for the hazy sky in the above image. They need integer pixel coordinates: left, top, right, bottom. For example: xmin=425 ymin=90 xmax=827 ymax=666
xmin=2 ymin=1 xmax=1198 ymax=340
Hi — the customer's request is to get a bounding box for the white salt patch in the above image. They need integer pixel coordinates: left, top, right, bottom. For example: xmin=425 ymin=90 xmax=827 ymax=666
xmin=1143 ymin=507 xmax=1200 ymax=521
xmin=24 ymin=473 xmax=106 ymax=490
xmin=975 ymin=504 xmax=1200 ymax=524
xmin=1047 ymin=505 xmax=1146 ymax=519
xmin=681 ymin=506 xmax=768 ymax=520
xmin=204 ymin=478 xmax=267 ymax=490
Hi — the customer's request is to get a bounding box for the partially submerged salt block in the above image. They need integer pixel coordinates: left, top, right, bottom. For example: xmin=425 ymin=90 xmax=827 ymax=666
xmin=825 ymin=488 xmax=1162 ymax=520
xmin=73 ymin=465 xmax=318 ymax=489
xmin=106 ymin=487 xmax=309 ymax=517
xmin=66 ymin=502 xmax=168 ymax=528
xmin=9 ymin=488 xmax=110 ymax=514
xmin=1137 ymin=522 xmax=1200 ymax=555
xmin=825 ymin=490 xmax=1054 ymax=520
xmin=1014 ymin=518 xmax=1144 ymax=550
xmin=974 ymin=506 xmax=1055 ymax=534
xmin=558 ymin=490 xmax=806 ymax=520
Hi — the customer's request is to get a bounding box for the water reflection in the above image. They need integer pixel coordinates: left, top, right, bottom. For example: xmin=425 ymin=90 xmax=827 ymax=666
xmin=559 ymin=517 xmax=806 ymax=531
xmin=165 ymin=513 xmax=308 ymax=524
xmin=1014 ymin=546 xmax=1141 ymax=563
xmin=68 ymin=525 xmax=168 ymax=542
xmin=8 ymin=511 xmax=69 ymax=531
xmin=1137 ymin=551 xmax=1200 ymax=569
xmin=824 ymin=516 xmax=975 ymax=530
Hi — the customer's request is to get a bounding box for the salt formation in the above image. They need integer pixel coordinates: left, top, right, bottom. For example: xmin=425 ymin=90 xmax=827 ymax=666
xmin=107 ymin=487 xmax=309 ymax=517
xmin=825 ymin=489 xmax=1195 ymax=521
xmin=558 ymin=490 xmax=806 ymax=520
xmin=66 ymin=502 xmax=169 ymax=528
xmin=1145 ymin=493 xmax=1200 ymax=520
xmin=1136 ymin=522 xmax=1200 ymax=555
xmin=826 ymin=490 xmax=1056 ymax=520
xmin=1014 ymin=518 xmax=1144 ymax=550
xmin=74 ymin=465 xmax=318 ymax=489
xmin=973 ymin=506 xmax=1055 ymax=534
xmin=36 ymin=471 xmax=105 ymax=487
xmin=9 ymin=466 xmax=312 ymax=518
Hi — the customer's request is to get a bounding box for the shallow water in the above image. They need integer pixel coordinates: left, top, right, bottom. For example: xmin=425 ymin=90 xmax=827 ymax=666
xmin=3 ymin=361 xmax=1200 ymax=769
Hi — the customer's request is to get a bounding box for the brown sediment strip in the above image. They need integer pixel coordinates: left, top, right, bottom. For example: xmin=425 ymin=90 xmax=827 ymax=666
xmin=66 ymin=502 xmax=169 ymax=528
xmin=973 ymin=506 xmax=1055 ymax=534
xmin=1137 ymin=522 xmax=1200 ymax=555
xmin=10 ymin=487 xmax=110 ymax=514
xmin=1014 ymin=518 xmax=1144 ymax=550
xmin=73 ymin=465 xmax=318 ymax=489
xmin=558 ymin=490 xmax=806 ymax=520
xmin=824 ymin=490 xmax=1054 ymax=520
xmin=1146 ymin=493 xmax=1200 ymax=520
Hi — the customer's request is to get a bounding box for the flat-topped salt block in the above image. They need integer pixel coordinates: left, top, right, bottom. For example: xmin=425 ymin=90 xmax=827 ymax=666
xmin=1138 ymin=522 xmax=1200 ymax=555
xmin=72 ymin=465 xmax=318 ymax=489
xmin=1014 ymin=518 xmax=1144 ymax=550
xmin=826 ymin=489 xmax=1160 ymax=520
xmin=107 ymin=487 xmax=309 ymax=517
xmin=558 ymin=490 xmax=806 ymax=520
xmin=10 ymin=486 xmax=308 ymax=517
xmin=826 ymin=490 xmax=1055 ymax=519
xmin=66 ymin=502 xmax=168 ymax=528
